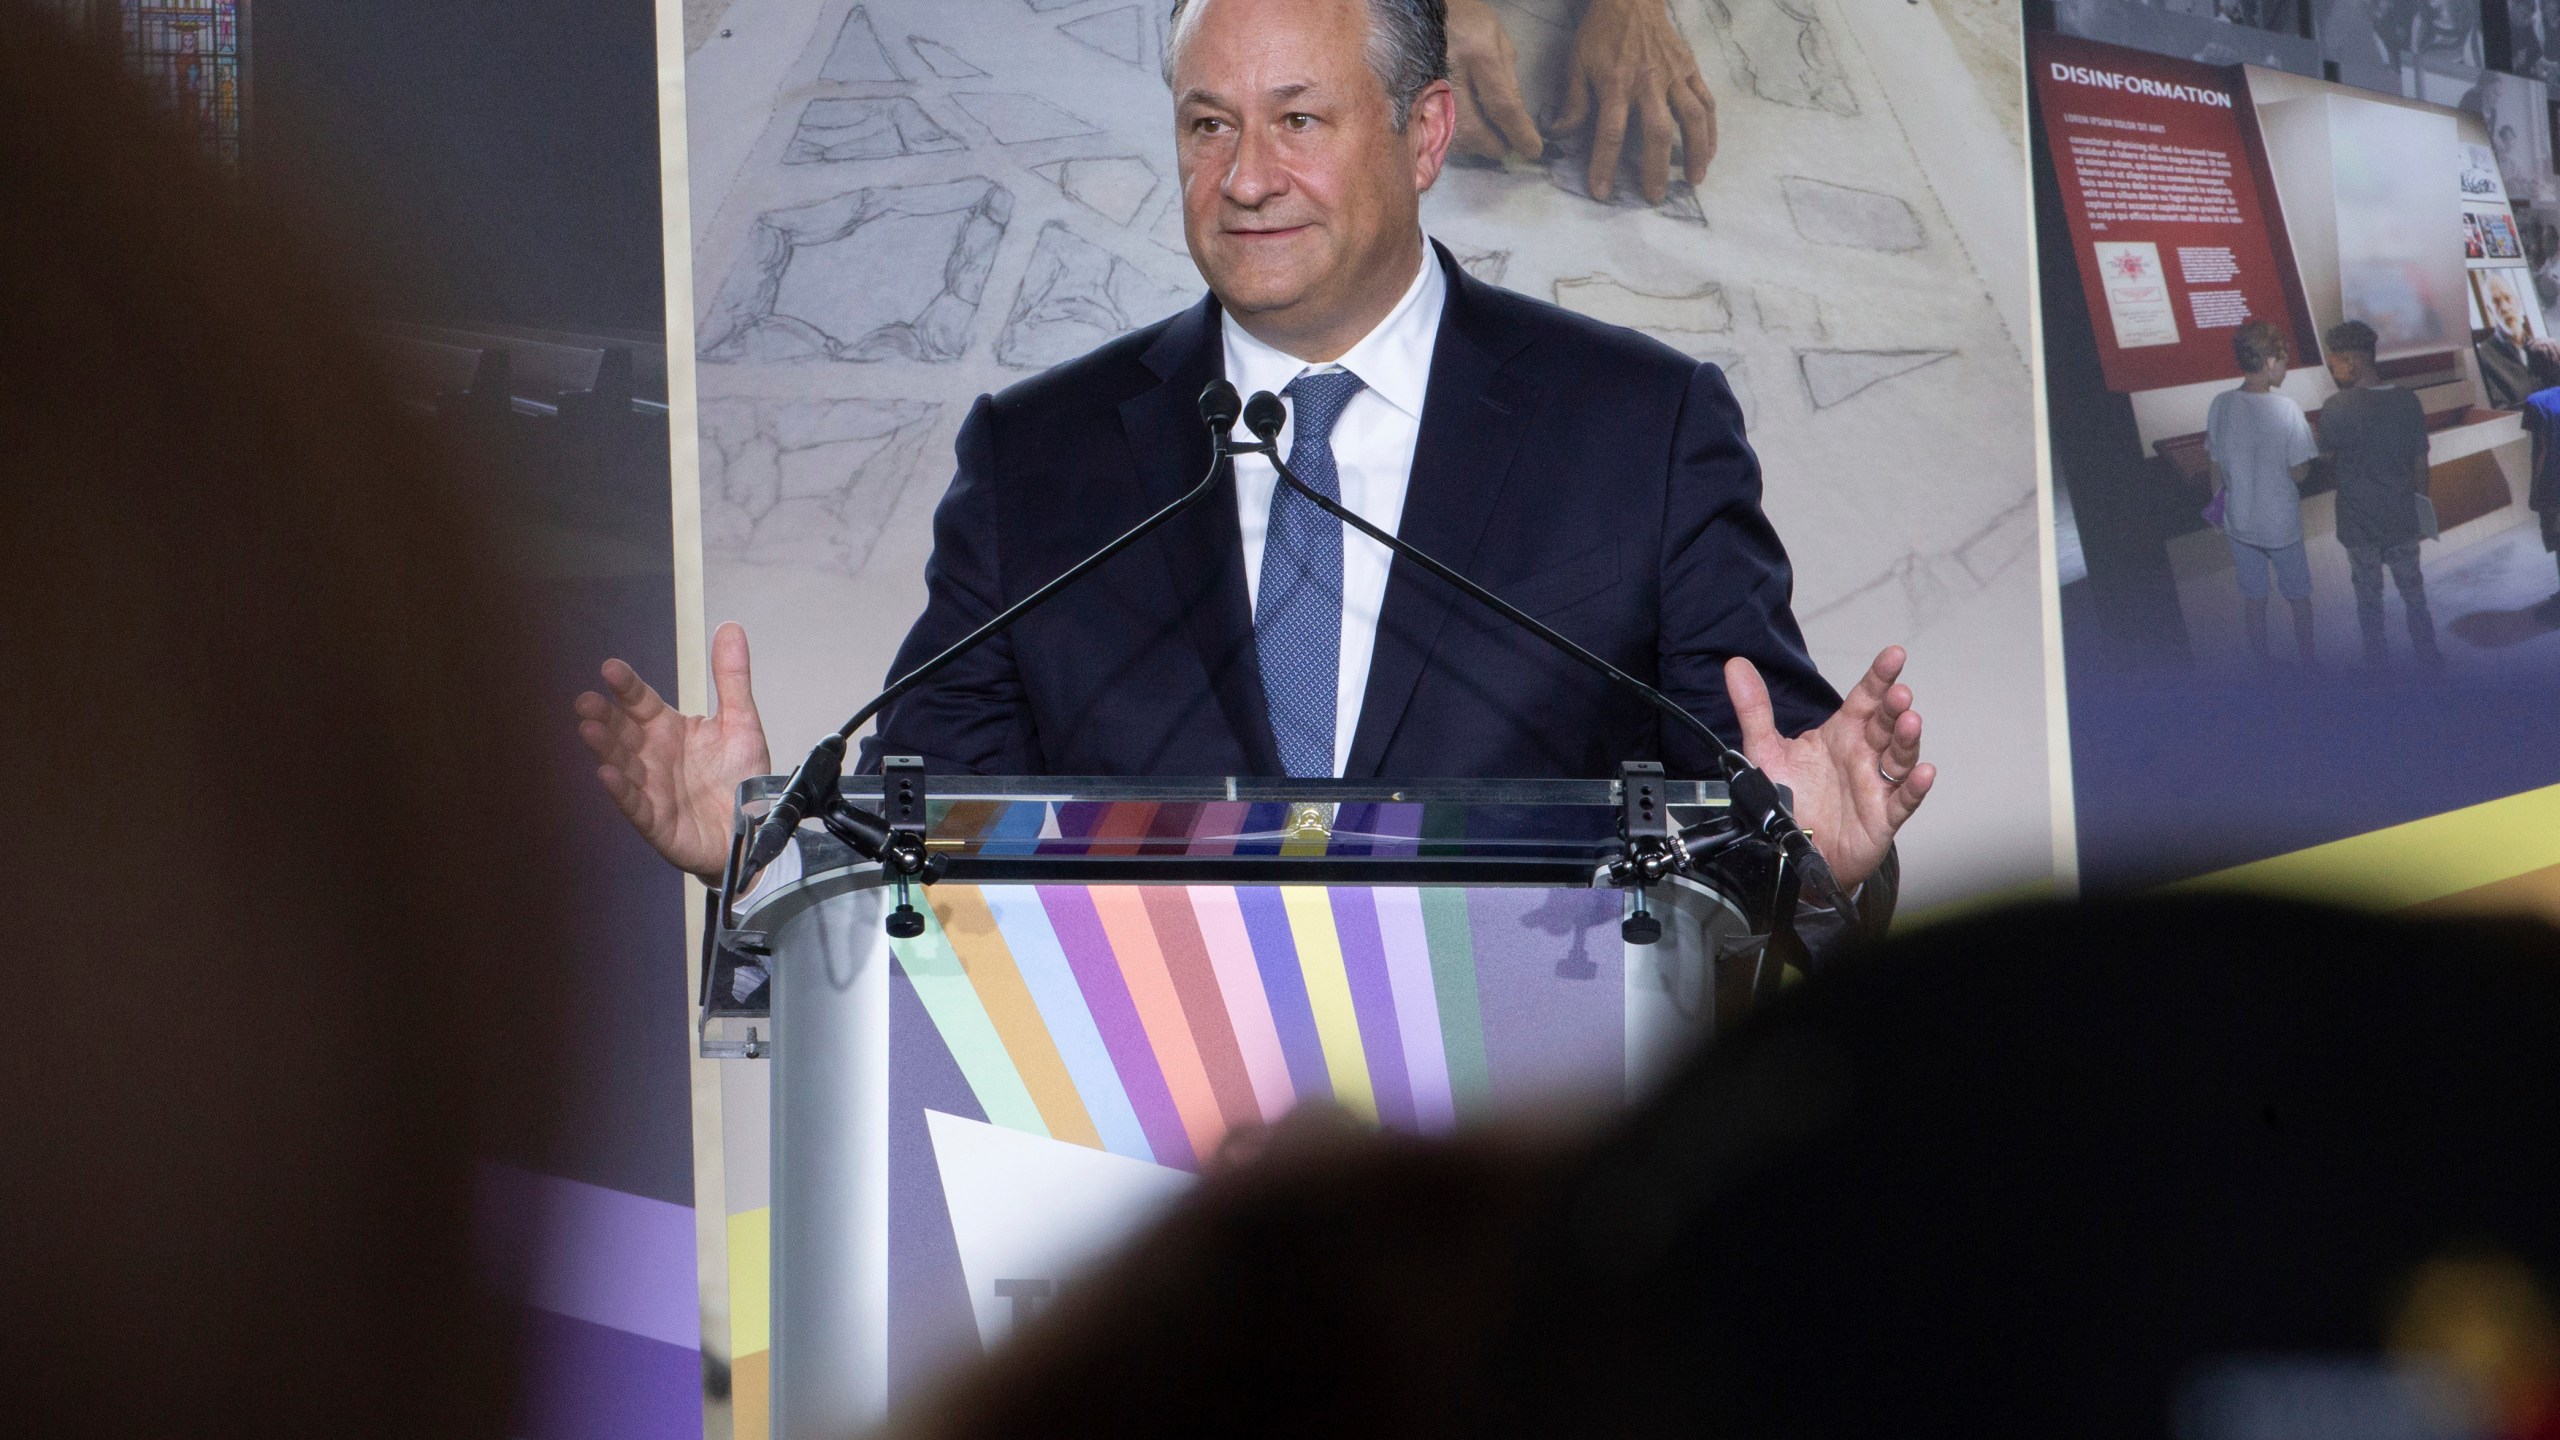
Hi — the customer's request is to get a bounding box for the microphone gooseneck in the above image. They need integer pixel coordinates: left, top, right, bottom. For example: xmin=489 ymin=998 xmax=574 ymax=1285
xmin=741 ymin=381 xmax=1247 ymax=877
xmin=1232 ymin=389 xmax=1860 ymax=927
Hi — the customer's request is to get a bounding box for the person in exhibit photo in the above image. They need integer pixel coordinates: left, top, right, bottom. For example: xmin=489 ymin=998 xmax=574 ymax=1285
xmin=579 ymin=0 xmax=1934 ymax=902
xmin=2206 ymin=320 xmax=2321 ymax=666
xmin=2471 ymin=266 xmax=2559 ymax=409
xmin=2318 ymin=319 xmax=2444 ymax=669
xmin=2396 ymin=0 xmax=2485 ymax=72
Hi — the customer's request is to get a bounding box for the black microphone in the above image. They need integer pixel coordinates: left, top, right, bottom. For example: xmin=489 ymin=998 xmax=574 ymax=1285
xmin=740 ymin=380 xmax=1247 ymax=876
xmin=740 ymin=732 xmax=849 ymax=879
xmin=1241 ymin=389 xmax=1285 ymax=448
xmin=1233 ymin=390 xmax=1861 ymax=923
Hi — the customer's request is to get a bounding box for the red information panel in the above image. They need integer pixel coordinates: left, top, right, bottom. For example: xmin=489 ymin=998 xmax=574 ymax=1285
xmin=2031 ymin=32 xmax=2311 ymax=393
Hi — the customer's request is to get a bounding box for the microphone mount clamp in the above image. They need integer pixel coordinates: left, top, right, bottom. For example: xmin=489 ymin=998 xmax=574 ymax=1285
xmin=1604 ymin=761 xmax=1752 ymax=944
xmin=748 ymin=734 xmax=942 ymax=939
xmin=816 ymin=755 xmax=941 ymax=939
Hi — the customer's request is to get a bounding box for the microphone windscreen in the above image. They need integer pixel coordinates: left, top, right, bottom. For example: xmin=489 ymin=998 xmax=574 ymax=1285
xmin=1197 ymin=378 xmax=1242 ymax=431
xmin=1243 ymin=390 xmax=1286 ymax=441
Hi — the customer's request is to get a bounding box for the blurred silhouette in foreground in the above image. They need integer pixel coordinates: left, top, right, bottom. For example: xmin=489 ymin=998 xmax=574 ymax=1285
xmin=0 ymin=5 xmax=567 ymax=1434
xmin=895 ymin=897 xmax=2560 ymax=1440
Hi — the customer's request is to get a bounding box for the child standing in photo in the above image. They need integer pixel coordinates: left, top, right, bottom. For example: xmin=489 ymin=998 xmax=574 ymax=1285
xmin=2208 ymin=320 xmax=2320 ymax=666
xmin=2317 ymin=320 xmax=2442 ymax=669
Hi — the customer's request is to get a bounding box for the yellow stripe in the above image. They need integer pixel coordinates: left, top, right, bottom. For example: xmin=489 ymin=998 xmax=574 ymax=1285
xmin=727 ymin=1206 xmax=770 ymax=1357
xmin=1279 ymin=885 xmax=1375 ymax=1120
xmin=932 ymin=887 xmax=1103 ymax=1149
xmin=2170 ymin=783 xmax=2560 ymax=911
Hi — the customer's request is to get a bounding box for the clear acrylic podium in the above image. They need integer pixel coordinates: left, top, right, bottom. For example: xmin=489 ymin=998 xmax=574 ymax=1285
xmin=700 ymin=775 xmax=1779 ymax=1436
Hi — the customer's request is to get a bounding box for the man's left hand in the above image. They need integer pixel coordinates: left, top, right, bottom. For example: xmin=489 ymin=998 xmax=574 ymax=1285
xmin=1726 ymin=647 xmax=1933 ymax=892
xmin=1447 ymin=0 xmax=1544 ymax=164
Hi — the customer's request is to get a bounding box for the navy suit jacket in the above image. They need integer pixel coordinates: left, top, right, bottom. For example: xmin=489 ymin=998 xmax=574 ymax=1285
xmin=863 ymin=242 xmax=1839 ymax=779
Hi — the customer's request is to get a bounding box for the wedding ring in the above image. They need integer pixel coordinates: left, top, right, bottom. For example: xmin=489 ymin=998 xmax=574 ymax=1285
xmin=1878 ymin=764 xmax=1909 ymax=788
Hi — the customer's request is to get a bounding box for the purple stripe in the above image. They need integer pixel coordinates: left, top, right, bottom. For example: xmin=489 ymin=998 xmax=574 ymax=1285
xmin=1040 ymin=801 xmax=1104 ymax=855
xmin=1235 ymin=802 xmax=1290 ymax=855
xmin=1329 ymin=887 xmax=1416 ymax=1131
xmin=888 ymin=958 xmax=987 ymax=1406
xmin=474 ymin=1163 xmax=699 ymax=1350
xmin=1468 ymin=887 xmax=1626 ymax=1110
xmin=514 ymin=1306 xmax=703 ymax=1440
xmin=1332 ymin=803 xmax=1378 ymax=855
xmin=1237 ymin=886 xmax=1331 ymax=1101
xmin=1037 ymin=885 xmax=1195 ymax=1168
xmin=1370 ymin=802 xmax=1424 ymax=855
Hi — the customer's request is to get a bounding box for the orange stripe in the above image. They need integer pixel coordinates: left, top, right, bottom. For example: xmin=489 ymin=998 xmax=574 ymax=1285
xmin=1089 ymin=885 xmax=1229 ymax=1159
xmin=937 ymin=800 xmax=1005 ymax=847
xmin=930 ymin=886 xmax=1102 ymax=1149
xmin=732 ymin=1348 xmax=770 ymax=1440
xmin=2405 ymin=859 xmax=2560 ymax=927
xmin=1089 ymin=802 xmax=1159 ymax=856
xmin=1140 ymin=886 xmax=1263 ymax=1131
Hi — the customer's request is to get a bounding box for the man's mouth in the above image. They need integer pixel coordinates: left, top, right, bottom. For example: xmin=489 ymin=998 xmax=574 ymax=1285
xmin=1225 ymin=224 xmax=1312 ymax=240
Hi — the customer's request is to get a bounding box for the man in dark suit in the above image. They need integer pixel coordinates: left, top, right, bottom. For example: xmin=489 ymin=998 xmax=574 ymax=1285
xmin=578 ymin=0 xmax=1932 ymax=892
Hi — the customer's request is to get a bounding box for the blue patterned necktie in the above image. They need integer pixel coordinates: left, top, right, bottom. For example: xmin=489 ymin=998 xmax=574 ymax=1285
xmin=1255 ymin=369 xmax=1366 ymax=778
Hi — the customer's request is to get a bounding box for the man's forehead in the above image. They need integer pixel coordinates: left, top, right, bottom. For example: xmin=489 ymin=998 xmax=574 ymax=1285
xmin=1176 ymin=78 xmax=1325 ymax=110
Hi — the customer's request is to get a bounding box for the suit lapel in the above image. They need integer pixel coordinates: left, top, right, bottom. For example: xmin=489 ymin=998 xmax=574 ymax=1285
xmin=1120 ymin=295 xmax=1285 ymax=774
xmin=1344 ymin=247 xmax=1542 ymax=777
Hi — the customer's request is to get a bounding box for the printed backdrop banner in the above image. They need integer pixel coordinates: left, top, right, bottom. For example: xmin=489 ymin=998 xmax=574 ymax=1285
xmin=672 ymin=0 xmax=2051 ymax=1429
xmin=2031 ymin=30 xmax=2315 ymax=390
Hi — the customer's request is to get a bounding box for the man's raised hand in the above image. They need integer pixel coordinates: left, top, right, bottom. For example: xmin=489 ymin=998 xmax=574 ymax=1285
xmin=574 ymin=621 xmax=773 ymax=881
xmin=1725 ymin=646 xmax=1933 ymax=892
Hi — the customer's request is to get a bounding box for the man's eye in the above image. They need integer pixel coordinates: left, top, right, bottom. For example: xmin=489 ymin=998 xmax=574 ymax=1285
xmin=1284 ymin=113 xmax=1316 ymax=130
xmin=1191 ymin=116 xmax=1230 ymax=136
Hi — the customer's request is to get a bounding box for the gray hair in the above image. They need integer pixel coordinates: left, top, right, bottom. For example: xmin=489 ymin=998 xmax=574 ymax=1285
xmin=1164 ymin=0 xmax=1449 ymax=131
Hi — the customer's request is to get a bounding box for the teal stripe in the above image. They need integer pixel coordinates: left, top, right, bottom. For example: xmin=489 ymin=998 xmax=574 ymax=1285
xmin=1420 ymin=887 xmax=1491 ymax=1122
xmin=893 ymin=901 xmax=1049 ymax=1137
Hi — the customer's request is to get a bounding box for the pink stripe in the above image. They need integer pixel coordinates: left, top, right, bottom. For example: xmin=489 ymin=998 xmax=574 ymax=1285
xmin=1186 ymin=885 xmax=1297 ymax=1121
xmin=1374 ymin=888 xmax=1455 ymax=1133
xmin=1189 ymin=801 xmax=1252 ymax=856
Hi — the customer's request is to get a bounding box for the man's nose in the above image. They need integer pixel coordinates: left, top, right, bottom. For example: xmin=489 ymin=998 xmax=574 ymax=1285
xmin=1222 ymin=124 xmax=1287 ymax=207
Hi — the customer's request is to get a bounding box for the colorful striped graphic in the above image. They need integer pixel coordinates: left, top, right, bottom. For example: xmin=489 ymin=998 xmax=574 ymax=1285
xmin=886 ymin=878 xmax=1630 ymax=1171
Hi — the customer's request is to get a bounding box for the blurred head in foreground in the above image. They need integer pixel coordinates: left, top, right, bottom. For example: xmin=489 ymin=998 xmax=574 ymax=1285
xmin=899 ymin=897 xmax=2560 ymax=1440
xmin=0 ymin=5 xmax=562 ymax=1433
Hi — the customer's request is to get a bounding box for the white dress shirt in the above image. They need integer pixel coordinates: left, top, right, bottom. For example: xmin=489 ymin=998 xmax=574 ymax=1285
xmin=1221 ymin=242 xmax=1446 ymax=776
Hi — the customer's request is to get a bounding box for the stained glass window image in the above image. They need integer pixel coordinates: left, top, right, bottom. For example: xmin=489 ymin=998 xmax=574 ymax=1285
xmin=122 ymin=1 xmax=245 ymax=164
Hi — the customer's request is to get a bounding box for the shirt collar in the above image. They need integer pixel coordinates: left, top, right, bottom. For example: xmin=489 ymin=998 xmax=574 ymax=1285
xmin=1219 ymin=237 xmax=1444 ymax=420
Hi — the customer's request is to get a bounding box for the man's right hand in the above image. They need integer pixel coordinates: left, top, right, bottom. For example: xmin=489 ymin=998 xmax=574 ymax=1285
xmin=575 ymin=621 xmax=772 ymax=881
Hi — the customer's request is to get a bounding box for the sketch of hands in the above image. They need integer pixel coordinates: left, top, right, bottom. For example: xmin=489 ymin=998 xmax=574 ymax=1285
xmin=1554 ymin=0 xmax=1718 ymax=203
xmin=1446 ymin=0 xmax=1543 ymax=165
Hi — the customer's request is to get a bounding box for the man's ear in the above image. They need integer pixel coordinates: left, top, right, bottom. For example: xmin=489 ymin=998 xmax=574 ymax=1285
xmin=1408 ymin=78 xmax=1457 ymax=193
